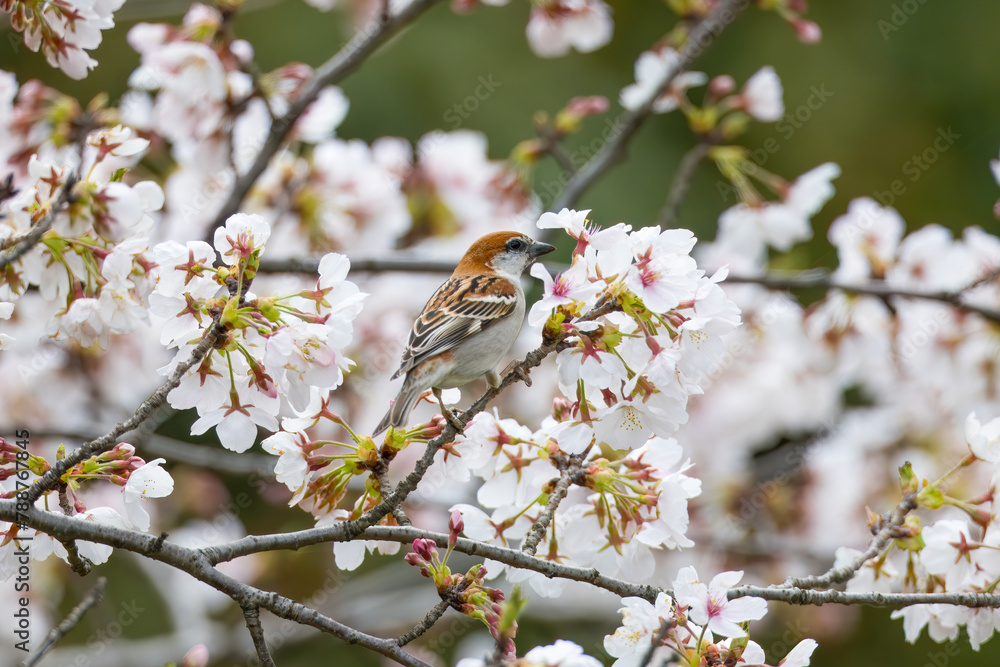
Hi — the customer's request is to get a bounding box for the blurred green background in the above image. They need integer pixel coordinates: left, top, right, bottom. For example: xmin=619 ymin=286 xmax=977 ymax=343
xmin=5 ymin=0 xmax=1000 ymax=664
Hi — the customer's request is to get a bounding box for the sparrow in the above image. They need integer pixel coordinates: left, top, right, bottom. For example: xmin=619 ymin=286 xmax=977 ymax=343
xmin=373 ymin=231 xmax=555 ymax=436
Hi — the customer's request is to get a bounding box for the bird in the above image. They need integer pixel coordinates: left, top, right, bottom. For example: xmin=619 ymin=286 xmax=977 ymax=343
xmin=373 ymin=231 xmax=555 ymax=436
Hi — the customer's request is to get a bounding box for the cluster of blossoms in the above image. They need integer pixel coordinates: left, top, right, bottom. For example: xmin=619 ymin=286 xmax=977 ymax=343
xmin=1 ymin=0 xmax=123 ymax=79
xmin=119 ymin=4 xmax=537 ymax=250
xmin=405 ymin=513 xmax=512 ymax=652
xmin=153 ymin=213 xmax=365 ymax=453
xmin=820 ymin=420 xmax=1000 ymax=649
xmin=0 ymin=121 xmax=163 ymax=352
xmin=0 ymin=438 xmax=174 ymax=577
xmin=605 ymin=567 xmax=816 ymax=667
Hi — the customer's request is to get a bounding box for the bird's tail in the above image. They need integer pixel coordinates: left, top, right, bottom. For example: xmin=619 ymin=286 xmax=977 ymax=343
xmin=373 ymin=384 xmax=424 ymax=437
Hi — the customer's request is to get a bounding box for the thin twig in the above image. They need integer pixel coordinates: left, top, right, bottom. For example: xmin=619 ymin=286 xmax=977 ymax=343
xmin=780 ymin=493 xmax=917 ymax=590
xmin=258 ymin=256 xmax=461 ymax=275
xmin=638 ymin=621 xmax=674 ymax=667
xmin=657 ymin=141 xmax=710 ymax=228
xmin=22 ymin=577 xmax=107 ymax=667
xmin=395 ymin=599 xmax=450 ymax=646
xmin=548 ymin=0 xmax=747 ymax=213
xmin=0 ymin=172 xmax=78 ymax=270
xmin=520 ymin=459 xmax=580 ymax=557
xmin=203 ymin=0 xmax=444 ymax=242
xmin=373 ymin=466 xmax=411 ymax=526
xmin=727 ymin=272 xmax=1000 ymax=325
xmin=728 ymin=585 xmax=1000 ymax=609
xmin=536 ymin=125 xmax=577 ymax=175
xmin=242 ymin=605 xmax=276 ymax=667
xmin=24 ymin=325 xmax=221 ymax=504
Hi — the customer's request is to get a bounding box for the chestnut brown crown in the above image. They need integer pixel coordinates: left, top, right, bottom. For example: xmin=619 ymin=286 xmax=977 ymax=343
xmin=453 ymin=231 xmax=555 ymax=278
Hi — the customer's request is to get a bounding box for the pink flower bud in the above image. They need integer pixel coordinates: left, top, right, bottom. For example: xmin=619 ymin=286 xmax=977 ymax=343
xmin=181 ymin=644 xmax=210 ymax=667
xmin=793 ymin=19 xmax=822 ymax=43
xmin=708 ymin=75 xmax=736 ymax=98
xmin=109 ymin=442 xmax=136 ymax=459
xmin=551 ymin=397 xmax=574 ymax=422
xmin=412 ymin=538 xmax=437 ymax=562
xmin=564 ymin=95 xmax=609 ymax=118
xmin=448 ymin=510 xmax=464 ymax=547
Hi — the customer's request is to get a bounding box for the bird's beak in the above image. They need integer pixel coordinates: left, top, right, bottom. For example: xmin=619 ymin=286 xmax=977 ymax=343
xmin=528 ymin=241 xmax=556 ymax=259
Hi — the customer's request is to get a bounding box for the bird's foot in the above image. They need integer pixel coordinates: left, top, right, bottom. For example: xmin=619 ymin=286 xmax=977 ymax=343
xmin=442 ymin=408 xmax=465 ymax=433
xmin=500 ymin=360 xmax=532 ymax=387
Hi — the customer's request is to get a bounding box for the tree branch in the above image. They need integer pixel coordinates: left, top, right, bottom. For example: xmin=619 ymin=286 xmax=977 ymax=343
xmin=242 ymin=605 xmax=276 ymax=667
xmin=258 ymin=256 xmax=461 ymax=275
xmin=0 ymin=172 xmax=78 ymax=270
xmin=548 ymin=0 xmax=747 ymax=213
xmin=203 ymin=0 xmax=444 ymax=241
xmin=395 ymin=599 xmax=450 ymax=646
xmin=657 ymin=141 xmax=711 ymax=228
xmin=200 ymin=523 xmax=659 ymax=603
xmin=729 ymin=585 xmax=1000 ymax=609
xmin=520 ymin=458 xmax=581 ymax=557
xmin=22 ymin=577 xmax=107 ymax=667
xmin=726 ymin=271 xmax=1000 ymax=325
xmin=780 ymin=493 xmax=917 ymax=590
xmin=0 ymin=502 xmax=432 ymax=667
xmin=24 ymin=325 xmax=220 ymax=504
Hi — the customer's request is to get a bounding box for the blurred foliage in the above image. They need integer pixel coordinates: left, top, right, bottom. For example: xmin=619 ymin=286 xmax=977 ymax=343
xmin=5 ymin=0 xmax=1000 ymax=664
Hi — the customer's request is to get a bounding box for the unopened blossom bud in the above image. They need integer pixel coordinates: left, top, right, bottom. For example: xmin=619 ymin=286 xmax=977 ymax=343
xmin=181 ymin=644 xmax=210 ymax=667
xmin=111 ymin=442 xmax=136 ymax=459
xmin=410 ymin=414 xmax=446 ymax=440
xmin=555 ymin=95 xmax=610 ymax=134
xmin=448 ymin=510 xmax=464 ymax=547
xmin=793 ymin=18 xmax=822 ymax=43
xmin=551 ymin=397 xmax=574 ymax=422
xmin=708 ymin=74 xmax=736 ymax=99
xmin=404 ymin=552 xmax=425 ymax=567
xmin=412 ymin=538 xmax=437 ymax=562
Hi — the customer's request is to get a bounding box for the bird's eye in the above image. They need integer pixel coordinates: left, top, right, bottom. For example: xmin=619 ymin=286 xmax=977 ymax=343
xmin=507 ymin=238 xmax=525 ymax=252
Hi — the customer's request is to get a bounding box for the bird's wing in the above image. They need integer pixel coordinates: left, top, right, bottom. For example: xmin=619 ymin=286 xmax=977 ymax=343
xmin=392 ymin=274 xmax=519 ymax=378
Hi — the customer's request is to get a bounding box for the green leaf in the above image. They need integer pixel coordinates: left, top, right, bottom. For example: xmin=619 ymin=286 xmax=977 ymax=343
xmin=898 ymin=461 xmax=917 ymax=494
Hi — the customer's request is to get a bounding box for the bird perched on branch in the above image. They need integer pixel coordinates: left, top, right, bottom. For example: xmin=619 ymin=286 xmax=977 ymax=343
xmin=373 ymin=231 xmax=555 ymax=436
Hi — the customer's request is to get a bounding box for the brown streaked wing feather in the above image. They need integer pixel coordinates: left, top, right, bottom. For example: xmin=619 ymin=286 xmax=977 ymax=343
xmin=391 ymin=275 xmax=518 ymax=378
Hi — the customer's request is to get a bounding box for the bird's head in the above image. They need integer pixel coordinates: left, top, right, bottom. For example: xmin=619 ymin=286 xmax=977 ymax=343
xmin=454 ymin=231 xmax=556 ymax=280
